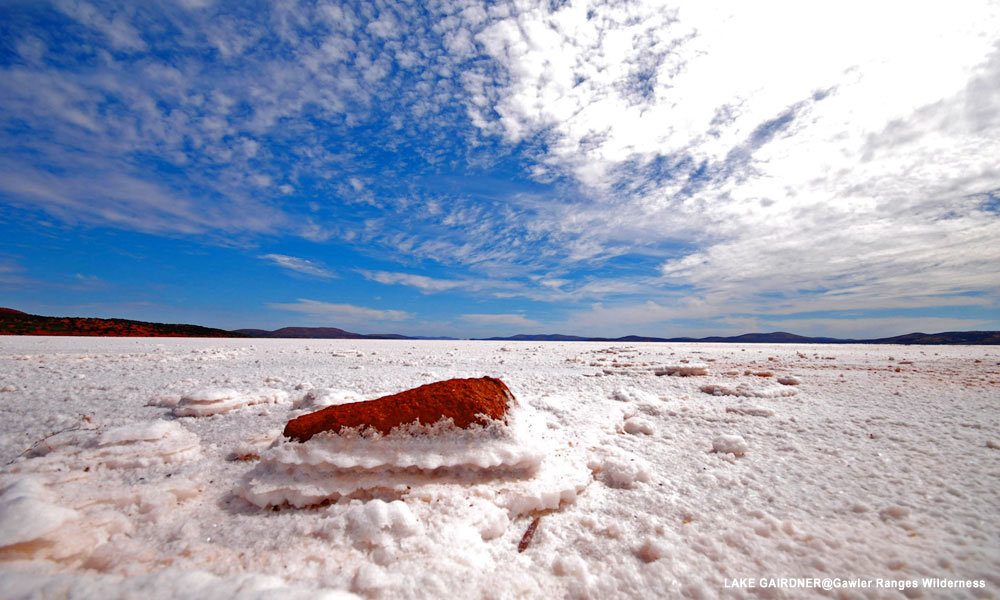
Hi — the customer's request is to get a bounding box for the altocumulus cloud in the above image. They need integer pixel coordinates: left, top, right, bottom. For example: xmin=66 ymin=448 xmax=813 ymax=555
xmin=1 ymin=0 xmax=998 ymax=335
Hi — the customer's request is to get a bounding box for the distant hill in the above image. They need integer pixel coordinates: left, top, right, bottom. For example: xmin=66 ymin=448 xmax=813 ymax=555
xmin=231 ymin=327 xmax=454 ymax=340
xmin=0 ymin=308 xmax=241 ymax=338
xmin=481 ymin=333 xmax=595 ymax=342
xmin=481 ymin=330 xmax=1000 ymax=345
xmin=3 ymin=308 xmax=996 ymax=344
xmin=863 ymin=331 xmax=1000 ymax=345
xmin=233 ymin=326 xmax=367 ymax=339
xmin=692 ymin=331 xmax=845 ymax=344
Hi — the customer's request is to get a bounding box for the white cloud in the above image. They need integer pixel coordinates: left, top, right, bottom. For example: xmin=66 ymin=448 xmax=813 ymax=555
xmin=358 ymin=270 xmax=466 ymax=293
xmin=55 ymin=1 xmax=148 ymax=52
xmin=0 ymin=163 xmax=283 ymax=236
xmin=269 ymin=299 xmax=412 ymax=322
xmin=259 ymin=254 xmax=336 ymax=279
xmin=464 ymin=0 xmax=1000 ymax=317
xmin=461 ymin=313 xmax=539 ymax=328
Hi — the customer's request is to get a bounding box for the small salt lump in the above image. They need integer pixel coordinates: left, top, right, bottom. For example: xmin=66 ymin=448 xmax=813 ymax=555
xmin=712 ymin=434 xmax=748 ymax=457
xmin=173 ymin=388 xmax=246 ymax=417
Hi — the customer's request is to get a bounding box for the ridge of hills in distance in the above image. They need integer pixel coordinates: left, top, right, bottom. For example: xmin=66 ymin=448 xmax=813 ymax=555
xmin=2 ymin=308 xmax=998 ymax=345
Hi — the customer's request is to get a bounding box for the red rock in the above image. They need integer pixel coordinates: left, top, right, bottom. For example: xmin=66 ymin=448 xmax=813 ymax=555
xmin=283 ymin=377 xmax=515 ymax=443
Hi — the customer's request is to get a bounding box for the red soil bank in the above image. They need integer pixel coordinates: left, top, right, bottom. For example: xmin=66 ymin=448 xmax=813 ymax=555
xmin=284 ymin=377 xmax=515 ymax=443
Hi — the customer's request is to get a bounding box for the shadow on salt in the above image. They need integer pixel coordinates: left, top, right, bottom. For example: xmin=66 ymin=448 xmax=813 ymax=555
xmin=239 ymin=378 xmax=589 ymax=519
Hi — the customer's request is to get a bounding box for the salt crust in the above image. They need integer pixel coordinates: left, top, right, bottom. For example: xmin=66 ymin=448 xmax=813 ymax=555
xmin=611 ymin=387 xmax=660 ymax=404
xmin=3 ymin=339 xmax=997 ymax=599
xmin=172 ymin=387 xmax=290 ymax=417
xmin=0 ymin=564 xmax=358 ymax=600
xmin=241 ymin=403 xmax=589 ymax=516
xmin=654 ymin=364 xmax=709 ymax=376
xmin=0 ymin=478 xmax=79 ymax=548
xmin=1 ymin=421 xmax=205 ymax=565
xmin=15 ymin=421 xmax=201 ymax=471
xmin=712 ymin=434 xmax=749 ymax=456
xmin=700 ymin=382 xmax=798 ymax=398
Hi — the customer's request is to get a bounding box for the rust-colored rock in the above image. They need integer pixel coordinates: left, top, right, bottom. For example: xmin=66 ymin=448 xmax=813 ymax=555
xmin=283 ymin=377 xmax=515 ymax=443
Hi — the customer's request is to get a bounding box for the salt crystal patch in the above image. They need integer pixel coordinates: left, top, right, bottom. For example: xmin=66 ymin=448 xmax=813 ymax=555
xmin=352 ymin=563 xmax=385 ymax=593
xmin=589 ymin=454 xmax=652 ymax=489
xmin=0 ymin=565 xmax=358 ymax=599
xmin=623 ymin=417 xmax=654 ymax=435
xmin=97 ymin=420 xmax=179 ymax=446
xmin=173 ymin=388 xmax=247 ymax=417
xmin=147 ymin=394 xmax=181 ymax=408
xmin=293 ymin=388 xmax=364 ymax=410
xmin=255 ymin=389 xmax=290 ymax=405
xmin=725 ymin=406 xmax=775 ymax=418
xmin=879 ymin=505 xmax=910 ymax=521
xmin=552 ymin=554 xmax=586 ymax=577
xmin=472 ymin=501 xmax=510 ymax=540
xmin=10 ymin=421 xmax=201 ymax=472
xmin=343 ymin=499 xmax=420 ymax=547
xmin=91 ymin=421 xmax=202 ymax=469
xmin=178 ymin=388 xmax=240 ymax=404
xmin=611 ymin=387 xmax=659 ymax=404
xmin=637 ymin=538 xmax=668 ymax=563
xmin=700 ymin=383 xmax=797 ymax=398
xmin=712 ymin=434 xmax=749 ymax=457
xmin=498 ymin=446 xmax=589 ymax=516
xmin=551 ymin=553 xmax=592 ymax=593
xmin=173 ymin=388 xmax=289 ymax=417
xmin=655 ymin=364 xmax=709 ymax=376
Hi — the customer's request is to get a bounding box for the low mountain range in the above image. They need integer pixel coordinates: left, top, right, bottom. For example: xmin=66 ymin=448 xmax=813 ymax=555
xmin=477 ymin=331 xmax=1000 ymax=345
xmin=231 ymin=327 xmax=449 ymax=340
xmin=0 ymin=308 xmax=237 ymax=338
xmin=1 ymin=308 xmax=997 ymax=344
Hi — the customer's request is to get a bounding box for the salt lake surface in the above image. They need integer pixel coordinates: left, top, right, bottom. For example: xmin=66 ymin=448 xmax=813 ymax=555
xmin=0 ymin=337 xmax=998 ymax=598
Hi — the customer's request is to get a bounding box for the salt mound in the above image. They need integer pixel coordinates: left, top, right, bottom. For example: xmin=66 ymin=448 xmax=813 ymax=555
xmin=654 ymin=364 xmax=709 ymax=377
xmin=14 ymin=421 xmax=201 ymax=471
xmin=0 ymin=478 xmax=79 ymax=549
xmin=342 ymin=499 xmax=421 ymax=548
xmin=174 ymin=388 xmax=246 ymax=417
xmin=241 ymin=380 xmax=588 ymax=519
xmin=92 ymin=421 xmax=203 ymax=469
xmin=712 ymin=434 xmax=749 ymax=456
xmin=173 ymin=388 xmax=289 ymax=417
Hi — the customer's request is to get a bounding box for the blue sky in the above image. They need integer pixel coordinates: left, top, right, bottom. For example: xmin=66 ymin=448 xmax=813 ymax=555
xmin=2 ymin=0 xmax=999 ymax=338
